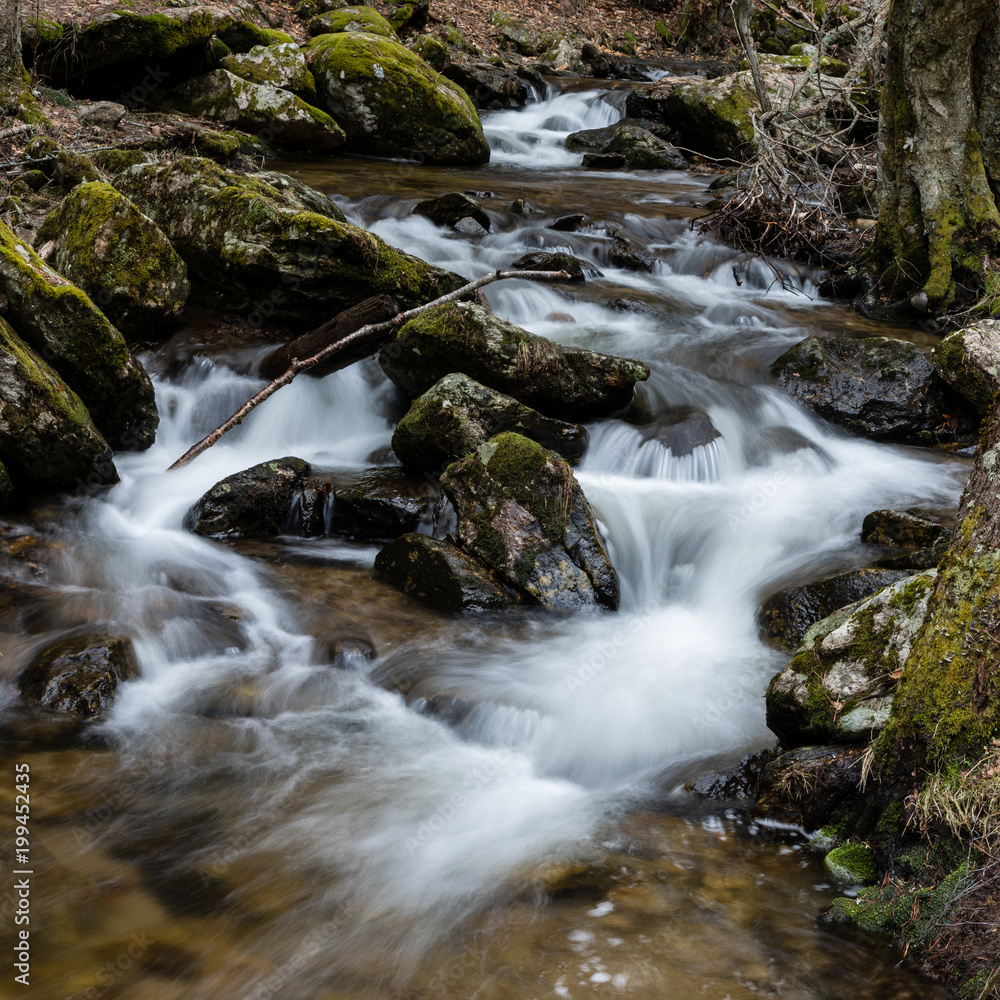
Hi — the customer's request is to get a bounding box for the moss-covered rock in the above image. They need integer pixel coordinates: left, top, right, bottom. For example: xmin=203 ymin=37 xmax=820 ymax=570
xmin=754 ymin=50 xmax=849 ymax=77
xmin=766 ymin=571 xmax=937 ymax=744
xmin=163 ymin=70 xmax=346 ymax=150
xmin=441 ymin=433 xmax=619 ymax=610
xmin=19 ymin=630 xmax=139 ymax=716
xmin=510 ymin=251 xmax=598 ymax=283
xmin=184 ymin=457 xmax=311 ymax=537
xmin=392 ymin=373 xmax=589 ymax=472
xmin=305 ymin=31 xmax=490 ymax=165
xmin=496 ymin=21 xmax=553 ymax=57
xmin=386 ymin=0 xmax=428 ymax=35
xmin=823 ymin=843 xmax=877 ymax=884
xmin=220 ymin=42 xmax=317 ymax=98
xmin=308 ymin=6 xmax=396 ymax=37
xmin=930 ymin=319 xmax=1000 ymax=416
xmin=295 ymin=0 xmax=351 ymax=21
xmin=579 ymin=124 xmax=688 ymax=171
xmin=114 ymin=157 xmax=464 ymax=323
xmin=412 ymin=34 xmax=449 ymax=72
xmin=0 ymin=316 xmax=117 ymax=496
xmin=375 ymin=532 xmax=514 ymax=612
xmin=770 ymin=335 xmax=976 ymax=442
xmin=566 ymin=118 xmax=673 ymax=153
xmin=34 ymin=182 xmax=190 ymax=339
xmin=379 ymin=301 xmax=649 ymax=420
xmin=0 ymin=222 xmax=157 ymax=451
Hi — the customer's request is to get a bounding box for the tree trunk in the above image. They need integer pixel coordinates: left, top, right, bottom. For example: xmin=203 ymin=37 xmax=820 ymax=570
xmin=881 ymin=393 xmax=1000 ymax=771
xmin=871 ymin=0 xmax=1000 ymax=312
xmin=0 ymin=0 xmax=23 ymax=114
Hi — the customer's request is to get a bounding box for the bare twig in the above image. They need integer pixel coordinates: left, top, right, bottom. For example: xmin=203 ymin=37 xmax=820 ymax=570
xmin=167 ymin=269 xmax=573 ymax=471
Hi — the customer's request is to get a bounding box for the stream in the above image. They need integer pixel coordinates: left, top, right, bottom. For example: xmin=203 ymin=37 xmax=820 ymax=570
xmin=0 ymin=81 xmax=970 ymax=999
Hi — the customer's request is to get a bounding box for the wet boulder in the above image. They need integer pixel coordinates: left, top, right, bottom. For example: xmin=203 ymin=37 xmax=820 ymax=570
xmin=19 ymin=630 xmax=139 ymax=716
xmin=413 ymin=192 xmax=491 ymax=231
xmin=313 ymin=467 xmax=435 ymax=540
xmin=752 ymin=745 xmax=867 ymax=830
xmin=566 ymin=118 xmax=673 ymax=152
xmin=0 ymin=317 xmax=118 ymax=496
xmin=163 ymin=71 xmax=346 ymax=150
xmin=308 ymin=5 xmax=397 ymax=37
xmin=305 ymin=32 xmax=490 ymax=165
xmin=607 ymin=225 xmax=656 ymax=272
xmin=638 ymin=408 xmax=721 ymax=457
xmin=766 ymin=571 xmax=937 ymax=744
xmin=392 ymin=373 xmax=589 ymax=472
xmin=930 ymin=319 xmax=1000 ymax=416
xmin=379 ymin=300 xmax=649 ymax=420
xmin=184 ymin=457 xmax=311 ymax=537
xmin=861 ymin=509 xmax=950 ymax=570
xmin=219 ymin=42 xmax=317 ymax=97
xmin=441 ymin=61 xmax=538 ymax=110
xmin=580 ymin=124 xmax=687 ymax=171
xmin=770 ymin=335 xmax=973 ymax=442
xmin=114 ymin=157 xmax=464 ymax=323
xmin=510 ymin=251 xmax=598 ymax=283
xmin=759 ymin=567 xmax=912 ymax=650
xmin=375 ymin=532 xmax=514 ymax=612
xmin=441 ymin=433 xmax=620 ymax=610
xmin=34 ymin=182 xmax=190 ymax=339
xmin=0 ymin=221 xmax=158 ymax=451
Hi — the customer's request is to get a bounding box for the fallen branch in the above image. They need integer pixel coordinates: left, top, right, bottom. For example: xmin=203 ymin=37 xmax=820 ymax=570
xmin=167 ymin=269 xmax=573 ymax=471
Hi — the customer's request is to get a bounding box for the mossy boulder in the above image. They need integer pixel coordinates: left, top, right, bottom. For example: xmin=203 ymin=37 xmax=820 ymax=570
xmin=34 ymin=182 xmax=190 ymax=339
xmin=930 ymin=319 xmax=1000 ymax=416
xmin=379 ymin=301 xmax=649 ymax=420
xmin=0 ymin=222 xmax=157 ymax=451
xmin=412 ymin=35 xmax=449 ymax=72
xmin=0 ymin=316 xmax=118 ymax=496
xmin=305 ymin=31 xmax=490 ymax=165
xmin=766 ymin=571 xmax=937 ymax=745
xmin=114 ymin=157 xmax=464 ymax=323
xmin=759 ymin=567 xmax=913 ymax=649
xmin=565 ymin=118 xmax=673 ymax=153
xmin=386 ymin=0 xmax=428 ymax=34
xmin=375 ymin=533 xmax=515 ymax=612
xmin=392 ymin=373 xmax=589 ymax=472
xmin=770 ymin=335 xmax=975 ymax=442
xmin=19 ymin=630 xmax=139 ymax=716
xmin=184 ymin=457 xmax=311 ymax=537
xmin=163 ymin=70 xmax=346 ymax=150
xmin=219 ymin=43 xmax=317 ymax=98
xmin=755 ymin=50 xmax=849 ymax=77
xmin=580 ymin=124 xmax=687 ymax=171
xmin=441 ymin=433 xmax=620 ymax=611
xmin=823 ymin=843 xmax=877 ymax=885
xmin=296 ymin=0 xmax=351 ymax=20
xmin=308 ymin=6 xmax=396 ymax=37
xmin=496 ymin=22 xmax=553 ymax=57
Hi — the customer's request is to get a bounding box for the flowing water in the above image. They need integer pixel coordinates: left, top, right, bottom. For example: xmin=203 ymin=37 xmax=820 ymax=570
xmin=0 ymin=82 xmax=968 ymax=999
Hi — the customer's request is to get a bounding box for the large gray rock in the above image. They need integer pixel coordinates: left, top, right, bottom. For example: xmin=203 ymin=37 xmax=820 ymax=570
xmin=35 ymin=182 xmax=190 ymax=338
xmin=379 ymin=300 xmax=649 ymax=420
xmin=304 ymin=31 xmax=490 ymax=164
xmin=766 ymin=572 xmax=937 ymax=744
xmin=0 ymin=222 xmax=158 ymax=451
xmin=114 ymin=157 xmax=464 ymax=324
xmin=0 ymin=317 xmax=118 ymax=495
xmin=163 ymin=70 xmax=346 ymax=150
xmin=219 ymin=42 xmax=317 ymax=96
xmin=375 ymin=533 xmax=514 ymax=612
xmin=930 ymin=319 xmax=1000 ymax=415
xmin=441 ymin=433 xmax=619 ymax=611
xmin=770 ymin=335 xmax=973 ymax=442
xmin=392 ymin=373 xmax=589 ymax=471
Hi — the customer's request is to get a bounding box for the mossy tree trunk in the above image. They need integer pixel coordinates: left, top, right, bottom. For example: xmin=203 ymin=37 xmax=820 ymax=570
xmin=871 ymin=0 xmax=1000 ymax=313
xmin=880 ymin=394 xmax=1000 ymax=772
xmin=0 ymin=0 xmax=23 ymax=113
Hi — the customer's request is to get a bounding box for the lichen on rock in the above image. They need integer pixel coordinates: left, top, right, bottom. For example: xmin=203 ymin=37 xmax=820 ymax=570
xmin=220 ymin=42 xmax=318 ymax=98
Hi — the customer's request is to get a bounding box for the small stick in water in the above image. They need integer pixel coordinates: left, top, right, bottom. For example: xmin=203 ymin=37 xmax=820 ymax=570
xmin=167 ymin=269 xmax=573 ymax=471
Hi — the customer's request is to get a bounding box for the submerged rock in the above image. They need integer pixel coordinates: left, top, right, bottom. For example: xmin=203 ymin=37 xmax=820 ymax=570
xmin=930 ymin=319 xmax=1000 ymax=415
xmin=35 ymin=182 xmax=190 ymax=338
xmin=163 ymin=70 xmax=346 ymax=150
xmin=638 ymin=409 xmax=721 ymax=457
xmin=19 ymin=630 xmax=139 ymax=716
xmin=0 ymin=221 xmax=158 ymax=451
xmin=115 ymin=157 xmax=464 ymax=323
xmin=413 ymin=191 xmax=491 ymax=231
xmin=305 ymin=31 xmax=490 ymax=165
xmin=392 ymin=373 xmax=589 ymax=471
xmin=442 ymin=433 xmax=620 ymax=610
xmin=379 ymin=300 xmax=649 ymax=420
xmin=766 ymin=571 xmax=937 ymax=744
xmin=759 ymin=567 xmax=912 ymax=649
xmin=375 ymin=532 xmax=514 ymax=611
xmin=184 ymin=457 xmax=310 ymax=537
xmin=770 ymin=335 xmax=973 ymax=442
xmin=0 ymin=316 xmax=118 ymax=496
